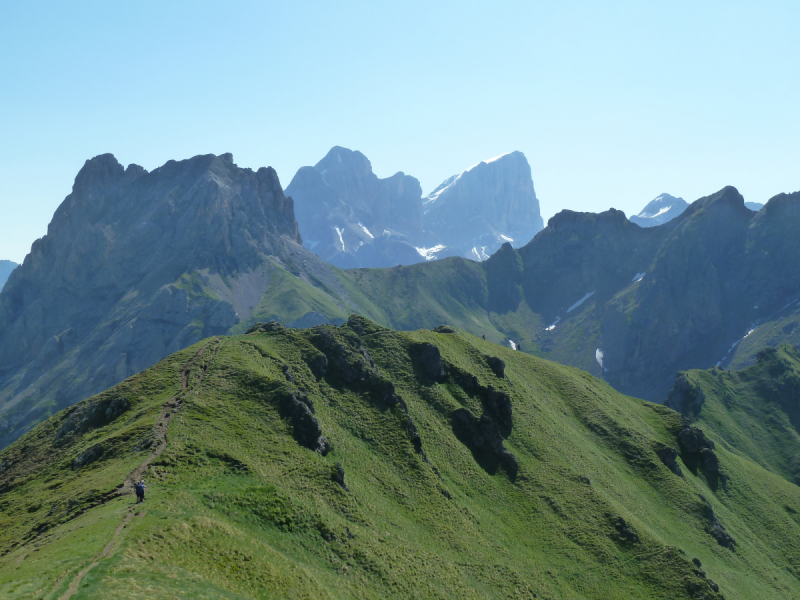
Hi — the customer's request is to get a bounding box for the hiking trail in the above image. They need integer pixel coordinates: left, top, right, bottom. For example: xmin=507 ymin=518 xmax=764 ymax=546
xmin=58 ymin=337 xmax=222 ymax=599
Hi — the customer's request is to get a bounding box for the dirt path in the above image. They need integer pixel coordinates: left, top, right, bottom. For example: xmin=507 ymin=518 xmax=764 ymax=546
xmin=58 ymin=337 xmax=222 ymax=599
xmin=58 ymin=509 xmax=137 ymax=600
xmin=118 ymin=337 xmax=222 ymax=496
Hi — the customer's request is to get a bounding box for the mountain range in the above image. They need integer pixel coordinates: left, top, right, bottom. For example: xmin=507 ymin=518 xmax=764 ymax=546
xmin=1 ymin=152 xmax=799 ymax=450
xmin=0 ymin=261 xmax=16 ymax=291
xmin=1 ymin=318 xmax=799 ymax=598
xmin=629 ymin=194 xmax=765 ymax=228
xmin=285 ymin=147 xmax=544 ymax=268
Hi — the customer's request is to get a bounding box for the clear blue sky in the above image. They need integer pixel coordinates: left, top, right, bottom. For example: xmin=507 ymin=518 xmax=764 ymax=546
xmin=2 ymin=1 xmax=798 ymax=263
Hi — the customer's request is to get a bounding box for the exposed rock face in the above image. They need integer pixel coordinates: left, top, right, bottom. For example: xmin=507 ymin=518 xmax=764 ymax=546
xmin=629 ymin=193 xmax=688 ymax=227
xmin=665 ymin=374 xmax=706 ymax=417
xmin=276 ymin=389 xmax=330 ymax=455
xmin=486 ymin=356 xmax=505 ymax=378
xmin=0 ymin=260 xmax=17 ymax=292
xmin=0 ymin=152 xmax=309 ymax=447
xmin=411 ymin=342 xmax=446 ymax=382
xmin=286 ymin=147 xmax=543 ymax=267
xmin=285 ymin=147 xmax=428 ymax=268
xmin=655 ymin=444 xmax=683 ymax=477
xmin=423 ymin=151 xmax=544 ymax=260
xmin=451 ymin=408 xmax=518 ymax=479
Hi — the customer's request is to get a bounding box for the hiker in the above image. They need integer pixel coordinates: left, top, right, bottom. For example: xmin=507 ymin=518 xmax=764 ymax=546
xmin=482 ymin=334 xmax=485 ymax=340
xmin=135 ymin=480 xmax=146 ymax=503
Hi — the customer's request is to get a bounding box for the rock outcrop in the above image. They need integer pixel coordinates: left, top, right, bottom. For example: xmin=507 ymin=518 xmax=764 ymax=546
xmin=451 ymin=408 xmax=518 ymax=479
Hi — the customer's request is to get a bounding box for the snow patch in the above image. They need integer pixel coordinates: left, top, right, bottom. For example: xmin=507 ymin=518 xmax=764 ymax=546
xmin=595 ymin=348 xmax=607 ymax=371
xmin=415 ymin=245 xmax=447 ymax=261
xmin=485 ymin=152 xmax=513 ymax=164
xmin=637 ymin=205 xmax=672 ymax=219
xmin=545 ymin=317 xmax=561 ymax=332
xmin=383 ymin=229 xmax=391 ymax=237
xmin=424 ymin=152 xmax=514 ymax=205
xmin=632 ymin=272 xmax=646 ymax=283
xmin=471 ymin=246 xmax=490 ymax=261
xmin=499 ymin=234 xmax=514 ymax=243
xmin=358 ymin=222 xmax=374 ymax=239
xmin=335 ymin=227 xmax=345 ymax=251
xmin=424 ymin=173 xmax=462 ymax=205
xmin=567 ymin=291 xmax=595 ymax=313
xmin=508 ymin=340 xmax=517 ymax=350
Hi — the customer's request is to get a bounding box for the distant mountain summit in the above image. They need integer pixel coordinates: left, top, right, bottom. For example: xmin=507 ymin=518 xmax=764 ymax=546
xmin=285 ymin=147 xmax=430 ymax=268
xmin=423 ymin=151 xmax=544 ymax=260
xmin=0 ymin=260 xmax=17 ymax=291
xmin=629 ymin=193 xmax=688 ymax=227
xmin=286 ymin=147 xmax=544 ymax=267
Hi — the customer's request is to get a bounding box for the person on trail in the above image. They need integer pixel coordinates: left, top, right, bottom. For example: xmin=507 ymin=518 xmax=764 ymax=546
xmin=135 ymin=480 xmax=146 ymax=503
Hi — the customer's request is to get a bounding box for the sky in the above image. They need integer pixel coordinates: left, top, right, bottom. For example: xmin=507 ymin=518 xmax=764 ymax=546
xmin=1 ymin=1 xmax=798 ymax=263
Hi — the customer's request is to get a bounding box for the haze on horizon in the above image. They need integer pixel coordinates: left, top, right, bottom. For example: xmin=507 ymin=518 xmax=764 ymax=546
xmin=1 ymin=0 xmax=798 ymax=263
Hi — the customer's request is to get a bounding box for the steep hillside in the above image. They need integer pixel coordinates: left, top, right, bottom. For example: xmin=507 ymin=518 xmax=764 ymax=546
xmin=666 ymin=344 xmax=800 ymax=486
xmin=0 ymin=260 xmax=17 ymax=291
xmin=1 ymin=317 xmax=799 ymax=599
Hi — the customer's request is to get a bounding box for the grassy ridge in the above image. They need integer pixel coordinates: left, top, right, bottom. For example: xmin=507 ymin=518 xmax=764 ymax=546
xmin=668 ymin=344 xmax=800 ymax=486
xmin=1 ymin=320 xmax=799 ymax=598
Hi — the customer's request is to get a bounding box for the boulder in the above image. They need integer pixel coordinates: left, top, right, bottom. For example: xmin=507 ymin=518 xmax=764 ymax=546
xmin=412 ymin=342 xmax=446 ymax=382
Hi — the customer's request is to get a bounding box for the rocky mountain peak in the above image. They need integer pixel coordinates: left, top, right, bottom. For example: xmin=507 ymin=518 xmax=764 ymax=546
xmin=629 ymin=193 xmax=688 ymax=228
xmin=0 ymin=152 xmax=305 ymax=446
xmin=422 ymin=150 xmax=544 ymax=259
xmin=286 ymin=147 xmax=424 ymax=268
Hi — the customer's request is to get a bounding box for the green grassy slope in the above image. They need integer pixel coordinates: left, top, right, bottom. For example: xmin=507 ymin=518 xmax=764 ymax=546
xmin=2 ymin=319 xmax=800 ymax=599
xmin=667 ymin=344 xmax=800 ymax=486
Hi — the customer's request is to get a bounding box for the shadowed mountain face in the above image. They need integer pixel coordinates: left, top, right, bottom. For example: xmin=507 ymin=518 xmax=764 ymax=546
xmin=0 ymin=153 xmax=354 ymax=447
xmin=286 ymin=147 xmax=544 ymax=267
xmin=330 ymin=187 xmax=800 ymax=402
xmin=0 ymin=261 xmax=17 ymax=291
xmin=629 ymin=193 xmax=688 ymax=227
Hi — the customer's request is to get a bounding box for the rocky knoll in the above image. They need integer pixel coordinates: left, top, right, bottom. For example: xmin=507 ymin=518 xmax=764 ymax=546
xmin=286 ymin=147 xmax=544 ymax=267
xmin=0 ymin=153 xmax=349 ymax=447
xmin=0 ymin=260 xmax=17 ymax=291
